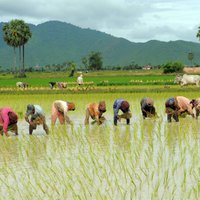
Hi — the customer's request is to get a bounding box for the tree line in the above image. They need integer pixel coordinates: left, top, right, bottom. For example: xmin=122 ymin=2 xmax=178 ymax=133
xmin=2 ymin=19 xmax=103 ymax=76
xmin=2 ymin=19 xmax=200 ymax=75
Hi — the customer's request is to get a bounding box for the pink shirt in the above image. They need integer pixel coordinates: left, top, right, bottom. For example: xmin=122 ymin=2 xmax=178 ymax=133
xmin=0 ymin=107 xmax=13 ymax=133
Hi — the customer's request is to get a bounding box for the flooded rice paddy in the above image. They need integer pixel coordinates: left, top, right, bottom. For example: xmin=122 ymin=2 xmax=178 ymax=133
xmin=0 ymin=93 xmax=199 ymax=199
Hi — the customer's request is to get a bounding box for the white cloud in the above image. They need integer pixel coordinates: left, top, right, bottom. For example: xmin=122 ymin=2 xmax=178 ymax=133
xmin=0 ymin=0 xmax=200 ymax=42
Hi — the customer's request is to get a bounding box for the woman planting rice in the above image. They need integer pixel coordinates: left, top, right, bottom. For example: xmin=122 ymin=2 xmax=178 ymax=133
xmin=51 ymin=100 xmax=75 ymax=125
xmin=0 ymin=107 xmax=18 ymax=136
xmin=84 ymin=101 xmax=106 ymax=125
xmin=113 ymin=99 xmax=132 ymax=126
xmin=25 ymin=104 xmax=49 ymax=135
xmin=165 ymin=96 xmax=194 ymax=122
xmin=140 ymin=97 xmax=157 ymax=119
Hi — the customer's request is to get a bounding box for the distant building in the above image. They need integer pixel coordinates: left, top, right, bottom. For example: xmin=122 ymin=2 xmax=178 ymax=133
xmin=143 ymin=65 xmax=152 ymax=70
xmin=34 ymin=65 xmax=40 ymax=70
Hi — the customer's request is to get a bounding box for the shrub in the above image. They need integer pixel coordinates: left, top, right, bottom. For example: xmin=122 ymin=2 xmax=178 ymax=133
xmin=163 ymin=61 xmax=184 ymax=73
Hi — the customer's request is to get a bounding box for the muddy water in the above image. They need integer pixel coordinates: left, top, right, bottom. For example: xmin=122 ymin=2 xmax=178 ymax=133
xmin=0 ymin=93 xmax=199 ymax=199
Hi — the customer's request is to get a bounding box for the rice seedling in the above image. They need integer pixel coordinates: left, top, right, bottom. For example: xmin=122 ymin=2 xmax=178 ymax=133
xmin=0 ymin=92 xmax=199 ymax=199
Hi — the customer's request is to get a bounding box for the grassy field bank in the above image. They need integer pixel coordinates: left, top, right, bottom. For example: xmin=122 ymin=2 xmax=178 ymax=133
xmin=2 ymin=70 xmax=200 ymax=94
xmin=0 ymin=70 xmax=174 ymax=87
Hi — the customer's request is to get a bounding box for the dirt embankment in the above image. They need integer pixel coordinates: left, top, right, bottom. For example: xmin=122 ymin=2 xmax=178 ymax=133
xmin=184 ymin=67 xmax=200 ymax=74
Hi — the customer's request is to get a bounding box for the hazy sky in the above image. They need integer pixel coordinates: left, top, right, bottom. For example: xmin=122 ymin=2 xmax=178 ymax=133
xmin=0 ymin=0 xmax=200 ymax=43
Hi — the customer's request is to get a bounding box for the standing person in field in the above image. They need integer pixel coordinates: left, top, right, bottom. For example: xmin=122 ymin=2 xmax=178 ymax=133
xmin=165 ymin=96 xmax=194 ymax=122
xmin=0 ymin=107 xmax=18 ymax=136
xmin=25 ymin=104 xmax=49 ymax=135
xmin=113 ymin=99 xmax=132 ymax=125
xmin=85 ymin=101 xmax=106 ymax=125
xmin=77 ymin=74 xmax=83 ymax=86
xmin=190 ymin=98 xmax=200 ymax=119
xmin=51 ymin=100 xmax=75 ymax=125
xmin=140 ymin=97 xmax=157 ymax=119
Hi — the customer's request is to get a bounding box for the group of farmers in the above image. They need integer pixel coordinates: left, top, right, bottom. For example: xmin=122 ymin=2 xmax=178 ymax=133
xmin=0 ymin=96 xmax=200 ymax=136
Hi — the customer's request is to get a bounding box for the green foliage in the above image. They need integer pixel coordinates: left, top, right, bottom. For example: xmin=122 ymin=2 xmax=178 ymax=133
xmin=67 ymin=61 xmax=76 ymax=77
xmin=188 ymin=52 xmax=194 ymax=61
xmin=2 ymin=19 xmax=32 ymax=76
xmin=163 ymin=61 xmax=184 ymax=74
xmin=81 ymin=57 xmax=88 ymax=69
xmin=188 ymin=52 xmax=194 ymax=66
xmin=196 ymin=26 xmax=200 ymax=40
xmin=88 ymin=51 xmax=103 ymax=70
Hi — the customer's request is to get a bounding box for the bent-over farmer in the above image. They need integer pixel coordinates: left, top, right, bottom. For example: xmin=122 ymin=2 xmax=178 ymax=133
xmin=25 ymin=104 xmax=49 ymax=135
xmin=51 ymin=100 xmax=75 ymax=125
xmin=85 ymin=101 xmax=106 ymax=125
xmin=140 ymin=97 xmax=157 ymax=119
xmin=165 ymin=96 xmax=194 ymax=122
xmin=190 ymin=98 xmax=200 ymax=119
xmin=0 ymin=107 xmax=18 ymax=136
xmin=113 ymin=99 xmax=132 ymax=125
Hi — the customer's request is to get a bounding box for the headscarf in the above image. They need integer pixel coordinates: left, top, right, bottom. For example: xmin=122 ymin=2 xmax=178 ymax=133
xmin=121 ymin=101 xmax=130 ymax=112
xmin=8 ymin=112 xmax=18 ymax=125
xmin=26 ymin=104 xmax=35 ymax=115
xmin=98 ymin=101 xmax=106 ymax=113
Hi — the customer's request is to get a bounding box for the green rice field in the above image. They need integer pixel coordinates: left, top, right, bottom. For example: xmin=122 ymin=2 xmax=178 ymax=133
xmin=0 ymin=71 xmax=174 ymax=87
xmin=0 ymin=92 xmax=199 ymax=199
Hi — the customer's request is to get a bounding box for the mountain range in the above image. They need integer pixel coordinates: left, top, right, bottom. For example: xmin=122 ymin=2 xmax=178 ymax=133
xmin=0 ymin=20 xmax=200 ymax=68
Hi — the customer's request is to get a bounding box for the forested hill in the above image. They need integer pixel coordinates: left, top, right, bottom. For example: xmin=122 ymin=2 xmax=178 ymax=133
xmin=0 ymin=20 xmax=200 ymax=68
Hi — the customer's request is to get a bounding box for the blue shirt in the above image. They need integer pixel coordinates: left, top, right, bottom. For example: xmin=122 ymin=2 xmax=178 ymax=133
xmin=113 ymin=99 xmax=125 ymax=118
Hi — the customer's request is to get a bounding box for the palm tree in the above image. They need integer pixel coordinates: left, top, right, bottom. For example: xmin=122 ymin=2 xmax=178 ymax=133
xmin=197 ymin=26 xmax=200 ymax=39
xmin=188 ymin=52 xmax=194 ymax=66
xmin=2 ymin=21 xmax=21 ymax=74
xmin=2 ymin=19 xmax=32 ymax=77
xmin=18 ymin=21 xmax=32 ymax=77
